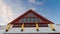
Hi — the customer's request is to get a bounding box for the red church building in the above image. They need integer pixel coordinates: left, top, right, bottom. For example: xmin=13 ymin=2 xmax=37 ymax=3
xmin=5 ymin=9 xmax=55 ymax=32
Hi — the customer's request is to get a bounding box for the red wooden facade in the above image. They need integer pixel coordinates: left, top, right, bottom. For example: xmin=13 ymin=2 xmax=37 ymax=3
xmin=9 ymin=9 xmax=54 ymax=27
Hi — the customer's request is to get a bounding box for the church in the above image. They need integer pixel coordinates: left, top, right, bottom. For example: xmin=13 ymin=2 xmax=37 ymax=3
xmin=5 ymin=9 xmax=57 ymax=34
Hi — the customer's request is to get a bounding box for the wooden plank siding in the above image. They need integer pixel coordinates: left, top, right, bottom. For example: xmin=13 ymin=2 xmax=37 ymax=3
xmin=13 ymin=23 xmax=48 ymax=27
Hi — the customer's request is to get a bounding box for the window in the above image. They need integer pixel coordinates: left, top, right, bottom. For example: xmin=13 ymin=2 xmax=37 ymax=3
xmin=20 ymin=19 xmax=23 ymax=23
xmin=20 ymin=18 xmax=42 ymax=23
xmin=36 ymin=18 xmax=42 ymax=22
xmin=31 ymin=18 xmax=35 ymax=22
xmin=19 ymin=13 xmax=43 ymax=23
xmin=23 ymin=18 xmax=26 ymax=23
xmin=31 ymin=18 xmax=42 ymax=23
xmin=27 ymin=18 xmax=30 ymax=23
xmin=28 ymin=13 xmax=33 ymax=17
xmin=32 ymin=18 xmax=36 ymax=22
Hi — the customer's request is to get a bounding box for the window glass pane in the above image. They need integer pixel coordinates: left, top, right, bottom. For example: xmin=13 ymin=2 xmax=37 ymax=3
xmin=28 ymin=13 xmax=34 ymax=17
xmin=31 ymin=18 xmax=42 ymax=23
xmin=36 ymin=18 xmax=40 ymax=22
xmin=31 ymin=18 xmax=37 ymax=23
xmin=34 ymin=18 xmax=36 ymax=22
xmin=20 ymin=19 xmax=23 ymax=23
xmin=31 ymin=18 xmax=35 ymax=22
xmin=23 ymin=18 xmax=26 ymax=23
xmin=27 ymin=13 xmax=37 ymax=18
xmin=36 ymin=18 xmax=42 ymax=22
xmin=27 ymin=18 xmax=30 ymax=23
xmin=20 ymin=18 xmax=27 ymax=23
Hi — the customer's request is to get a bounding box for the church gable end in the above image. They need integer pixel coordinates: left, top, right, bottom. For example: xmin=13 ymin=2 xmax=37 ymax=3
xmin=10 ymin=9 xmax=53 ymax=27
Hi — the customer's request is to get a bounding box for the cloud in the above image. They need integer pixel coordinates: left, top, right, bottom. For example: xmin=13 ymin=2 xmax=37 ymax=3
xmin=28 ymin=0 xmax=44 ymax=5
xmin=2 ymin=5 xmax=14 ymax=22
xmin=0 ymin=0 xmax=14 ymax=25
xmin=28 ymin=0 xmax=36 ymax=4
xmin=37 ymin=2 xmax=44 ymax=5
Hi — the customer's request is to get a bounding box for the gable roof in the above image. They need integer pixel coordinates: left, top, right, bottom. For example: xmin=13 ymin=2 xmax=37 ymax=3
xmin=9 ymin=9 xmax=54 ymax=24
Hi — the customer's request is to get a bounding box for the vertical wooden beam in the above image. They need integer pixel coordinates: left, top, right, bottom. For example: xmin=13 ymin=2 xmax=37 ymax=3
xmin=36 ymin=23 xmax=39 ymax=31
xmin=21 ymin=23 xmax=24 ymax=31
xmin=5 ymin=24 xmax=11 ymax=32
xmin=50 ymin=23 xmax=56 ymax=31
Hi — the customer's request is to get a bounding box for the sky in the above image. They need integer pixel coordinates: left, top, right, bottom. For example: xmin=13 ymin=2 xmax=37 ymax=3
xmin=0 ymin=0 xmax=60 ymax=25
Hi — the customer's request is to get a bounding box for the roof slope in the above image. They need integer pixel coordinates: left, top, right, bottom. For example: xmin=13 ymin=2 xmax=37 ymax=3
xmin=9 ymin=9 xmax=53 ymax=24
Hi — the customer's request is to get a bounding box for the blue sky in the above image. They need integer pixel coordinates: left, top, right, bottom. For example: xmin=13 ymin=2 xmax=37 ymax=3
xmin=0 ymin=0 xmax=60 ymax=25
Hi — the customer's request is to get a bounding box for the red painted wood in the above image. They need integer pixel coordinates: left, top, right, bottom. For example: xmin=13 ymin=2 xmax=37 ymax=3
xmin=12 ymin=23 xmax=48 ymax=27
xmin=9 ymin=9 xmax=54 ymax=27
